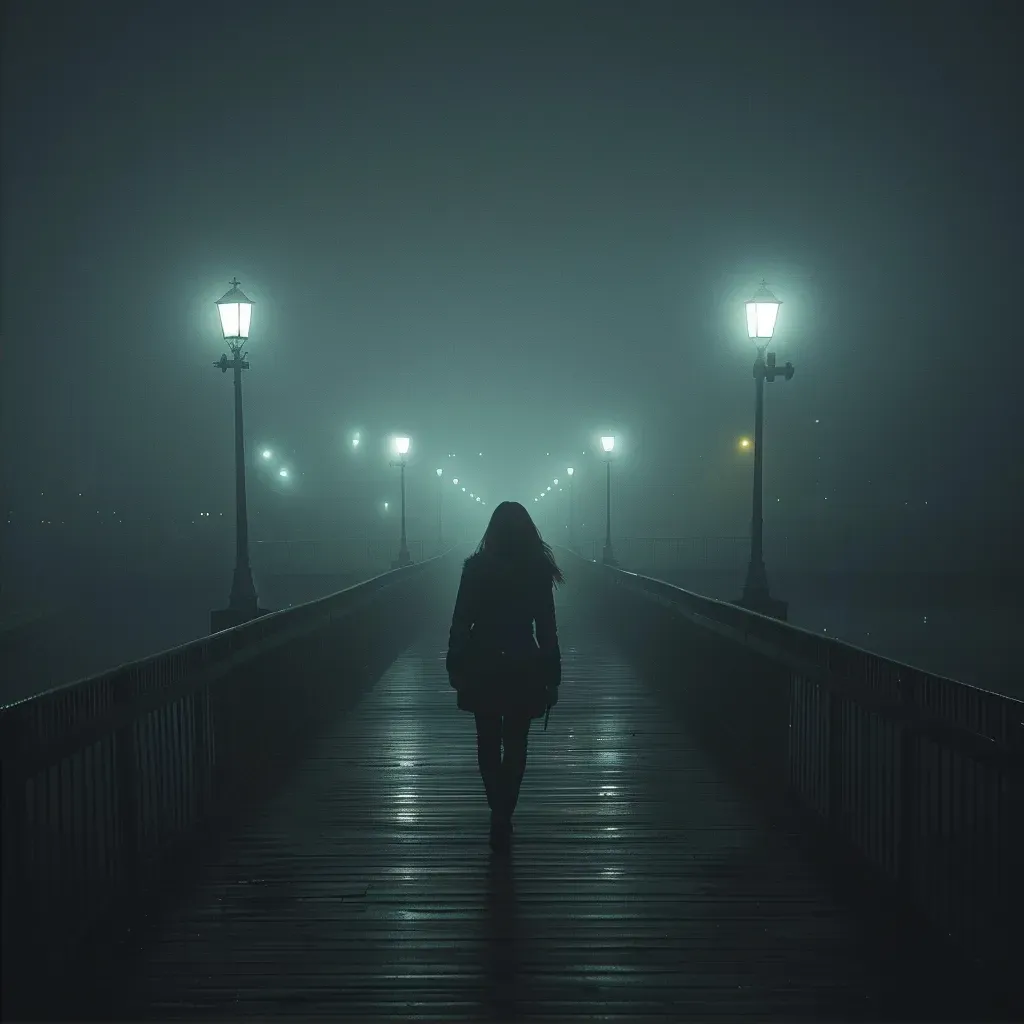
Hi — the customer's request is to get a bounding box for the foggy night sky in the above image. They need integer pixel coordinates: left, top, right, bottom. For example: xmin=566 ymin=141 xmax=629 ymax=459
xmin=2 ymin=1 xmax=1021 ymax=564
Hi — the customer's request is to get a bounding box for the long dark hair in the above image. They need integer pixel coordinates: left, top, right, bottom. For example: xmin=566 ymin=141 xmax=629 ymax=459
xmin=475 ymin=500 xmax=565 ymax=585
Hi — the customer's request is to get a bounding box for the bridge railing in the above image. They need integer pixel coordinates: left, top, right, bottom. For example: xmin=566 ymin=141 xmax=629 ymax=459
xmin=567 ymin=553 xmax=1023 ymax=985
xmin=0 ymin=552 xmax=455 ymax=1017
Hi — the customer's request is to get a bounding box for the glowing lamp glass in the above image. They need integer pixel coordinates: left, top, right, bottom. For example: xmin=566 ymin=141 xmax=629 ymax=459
xmin=216 ymin=280 xmax=253 ymax=341
xmin=745 ymin=282 xmax=781 ymax=341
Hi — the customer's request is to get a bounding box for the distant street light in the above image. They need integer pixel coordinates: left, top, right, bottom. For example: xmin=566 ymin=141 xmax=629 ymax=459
xmin=435 ymin=467 xmax=444 ymax=552
xmin=390 ymin=435 xmax=412 ymax=568
xmin=261 ymin=448 xmax=273 ymax=460
xmin=738 ymin=281 xmax=794 ymax=619
xmin=738 ymin=437 xmax=751 ymax=451
xmin=211 ymin=279 xmax=264 ymax=631
xmin=278 ymin=468 xmax=289 ymax=478
xmin=567 ymin=467 xmax=575 ymax=550
xmin=600 ymin=436 xmax=617 ymax=566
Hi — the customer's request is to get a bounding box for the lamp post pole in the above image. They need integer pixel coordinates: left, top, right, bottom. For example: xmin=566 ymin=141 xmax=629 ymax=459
xmin=226 ymin=346 xmax=256 ymax=613
xmin=211 ymin=279 xmax=261 ymax=631
xmin=603 ymin=460 xmax=614 ymax=563
xmin=436 ymin=468 xmax=443 ymax=553
xmin=567 ymin=467 xmax=575 ymax=552
xmin=391 ymin=436 xmax=412 ymax=568
xmin=738 ymin=282 xmax=793 ymax=620
xmin=399 ymin=461 xmax=410 ymax=565
xmin=600 ymin=437 xmax=617 ymax=566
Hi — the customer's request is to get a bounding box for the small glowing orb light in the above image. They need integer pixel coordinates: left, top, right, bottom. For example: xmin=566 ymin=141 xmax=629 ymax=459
xmin=567 ymin=467 xmax=574 ymax=476
xmin=216 ymin=278 xmax=253 ymax=341
xmin=745 ymin=281 xmax=781 ymax=341
xmin=436 ymin=468 xmax=443 ymax=477
xmin=278 ymin=468 xmax=289 ymax=478
xmin=476 ymin=496 xmax=481 ymax=502
xmin=546 ymin=486 xmax=551 ymax=491
xmin=393 ymin=435 xmax=411 ymax=456
xmin=261 ymin=449 xmax=272 ymax=459
xmin=453 ymin=478 xmax=459 ymax=485
xmin=553 ymin=479 xmax=559 ymax=485
xmin=352 ymin=435 xmax=360 ymax=448
xmin=739 ymin=437 xmax=752 ymax=450
xmin=384 ymin=501 xmax=389 ymax=510
xmin=462 ymin=487 xmax=466 ymax=492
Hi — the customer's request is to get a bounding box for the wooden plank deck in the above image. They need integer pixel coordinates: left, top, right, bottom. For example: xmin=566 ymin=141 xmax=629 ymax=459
xmin=112 ymin=590 xmax=996 ymax=1021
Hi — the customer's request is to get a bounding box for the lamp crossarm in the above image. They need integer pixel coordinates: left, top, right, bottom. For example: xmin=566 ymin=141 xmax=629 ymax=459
xmin=214 ymin=352 xmax=250 ymax=372
xmin=753 ymin=350 xmax=794 ymax=382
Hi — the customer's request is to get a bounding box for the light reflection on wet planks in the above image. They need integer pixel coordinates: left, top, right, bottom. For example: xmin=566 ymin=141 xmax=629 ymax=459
xmin=121 ymin=598 xmax=980 ymax=1021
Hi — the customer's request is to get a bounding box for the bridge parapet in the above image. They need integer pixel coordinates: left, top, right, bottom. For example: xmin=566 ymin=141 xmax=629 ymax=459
xmin=0 ymin=551 xmax=457 ymax=1019
xmin=565 ymin=551 xmax=1023 ymax=989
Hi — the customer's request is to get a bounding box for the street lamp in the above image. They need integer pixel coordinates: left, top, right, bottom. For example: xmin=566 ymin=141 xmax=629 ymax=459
xmin=567 ymin=466 xmax=575 ymax=550
xmin=738 ymin=281 xmax=794 ymax=619
xmin=211 ymin=278 xmax=265 ymax=632
xmin=600 ymin=435 xmax=617 ymax=566
xmin=390 ymin=435 xmax=412 ymax=568
xmin=435 ymin=467 xmax=444 ymax=552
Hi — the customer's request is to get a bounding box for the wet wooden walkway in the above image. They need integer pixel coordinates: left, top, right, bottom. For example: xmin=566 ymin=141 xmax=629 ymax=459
xmin=113 ymin=590 xmax=994 ymax=1021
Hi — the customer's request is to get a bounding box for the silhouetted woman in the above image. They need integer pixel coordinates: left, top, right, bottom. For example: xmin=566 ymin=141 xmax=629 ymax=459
xmin=446 ymin=501 xmax=564 ymax=852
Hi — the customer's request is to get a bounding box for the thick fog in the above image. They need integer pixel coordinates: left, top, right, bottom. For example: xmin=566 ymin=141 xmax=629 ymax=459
xmin=2 ymin=1 xmax=1021 ymax=694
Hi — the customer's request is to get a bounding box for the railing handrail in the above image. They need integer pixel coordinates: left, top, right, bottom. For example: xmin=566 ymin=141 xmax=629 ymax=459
xmin=0 ymin=549 xmax=459 ymax=778
xmin=566 ymin=553 xmax=1024 ymax=763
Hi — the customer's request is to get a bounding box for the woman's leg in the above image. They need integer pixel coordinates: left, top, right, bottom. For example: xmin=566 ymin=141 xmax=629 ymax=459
xmin=498 ymin=714 xmax=532 ymax=820
xmin=474 ymin=713 xmax=503 ymax=812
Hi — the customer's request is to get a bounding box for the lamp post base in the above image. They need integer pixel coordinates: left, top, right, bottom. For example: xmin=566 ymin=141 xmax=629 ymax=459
xmin=210 ymin=605 xmax=273 ymax=634
xmin=602 ymin=544 xmax=618 ymax=567
xmin=392 ymin=547 xmax=413 ymax=570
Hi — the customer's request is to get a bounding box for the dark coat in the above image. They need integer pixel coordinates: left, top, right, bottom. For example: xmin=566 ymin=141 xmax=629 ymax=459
xmin=445 ymin=551 xmax=561 ymax=718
